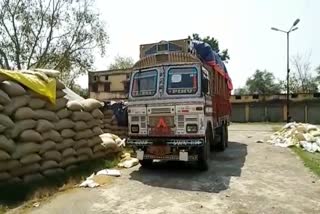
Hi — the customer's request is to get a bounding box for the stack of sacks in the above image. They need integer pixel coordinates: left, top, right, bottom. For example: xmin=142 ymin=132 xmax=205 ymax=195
xmin=0 ymin=73 xmax=124 ymax=184
xmin=101 ymin=105 xmax=128 ymax=138
xmin=267 ymin=122 xmax=320 ymax=153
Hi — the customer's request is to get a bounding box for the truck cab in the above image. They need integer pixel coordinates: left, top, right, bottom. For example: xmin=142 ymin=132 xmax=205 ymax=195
xmin=127 ymin=39 xmax=231 ymax=170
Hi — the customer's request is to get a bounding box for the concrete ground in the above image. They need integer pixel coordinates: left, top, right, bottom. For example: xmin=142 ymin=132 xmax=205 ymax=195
xmin=14 ymin=123 xmax=320 ymax=214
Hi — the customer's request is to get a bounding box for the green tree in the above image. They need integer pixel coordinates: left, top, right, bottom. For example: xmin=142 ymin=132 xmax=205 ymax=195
xmin=0 ymin=0 xmax=108 ymax=88
xmin=234 ymin=87 xmax=248 ymax=95
xmin=108 ymin=56 xmax=134 ymax=70
xmin=71 ymin=84 xmax=88 ymax=98
xmin=245 ymin=70 xmax=281 ymax=94
xmin=189 ymin=33 xmax=230 ymax=62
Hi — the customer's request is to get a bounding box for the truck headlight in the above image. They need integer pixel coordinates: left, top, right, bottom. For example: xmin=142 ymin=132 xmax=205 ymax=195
xmin=131 ymin=125 xmax=139 ymax=133
xmin=186 ymin=124 xmax=198 ymax=133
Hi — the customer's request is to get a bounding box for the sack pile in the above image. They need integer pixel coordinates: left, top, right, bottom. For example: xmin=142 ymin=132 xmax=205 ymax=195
xmin=0 ymin=75 xmax=124 ymax=184
xmin=101 ymin=107 xmax=128 ymax=139
xmin=267 ymin=122 xmax=320 ymax=153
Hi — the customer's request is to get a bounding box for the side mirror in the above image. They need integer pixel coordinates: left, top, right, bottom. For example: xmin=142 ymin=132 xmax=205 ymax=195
xmin=202 ymin=78 xmax=209 ymax=94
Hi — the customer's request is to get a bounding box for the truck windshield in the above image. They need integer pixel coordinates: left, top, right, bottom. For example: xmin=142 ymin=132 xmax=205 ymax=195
xmin=167 ymin=67 xmax=198 ymax=95
xmin=131 ymin=69 xmax=158 ymax=97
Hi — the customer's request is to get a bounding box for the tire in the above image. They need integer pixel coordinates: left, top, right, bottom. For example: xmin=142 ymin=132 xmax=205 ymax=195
xmin=217 ymin=124 xmax=226 ymax=152
xmin=225 ymin=124 xmax=229 ymax=148
xmin=139 ymin=159 xmax=153 ymax=168
xmin=198 ymin=128 xmax=210 ymax=171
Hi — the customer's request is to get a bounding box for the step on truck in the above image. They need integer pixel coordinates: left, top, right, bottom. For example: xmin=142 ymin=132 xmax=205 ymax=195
xmin=127 ymin=38 xmax=233 ymax=170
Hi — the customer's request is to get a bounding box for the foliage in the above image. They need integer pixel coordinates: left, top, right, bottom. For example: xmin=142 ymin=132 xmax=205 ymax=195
xmin=189 ymin=33 xmax=230 ymax=62
xmin=292 ymin=147 xmax=320 ymax=177
xmin=108 ymin=56 xmax=134 ymax=70
xmin=233 ymin=87 xmax=248 ymax=95
xmin=0 ymin=0 xmax=108 ymax=88
xmin=245 ymin=69 xmax=281 ymax=94
xmin=71 ymin=84 xmax=88 ymax=98
xmin=285 ymin=53 xmax=318 ymax=93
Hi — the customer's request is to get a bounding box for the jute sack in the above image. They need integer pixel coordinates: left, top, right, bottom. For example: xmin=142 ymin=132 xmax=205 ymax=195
xmin=87 ymin=136 xmax=103 ymax=147
xmin=39 ymin=141 xmax=57 ymax=154
xmin=57 ymin=108 xmax=71 ymax=119
xmin=56 ymin=80 xmax=66 ymax=90
xmin=100 ymin=134 xmax=118 ymax=149
xmin=0 ymin=89 xmax=11 ymax=105
xmin=36 ymin=119 xmax=55 ymax=133
xmin=92 ymin=151 xmax=105 ymax=159
xmin=0 ymin=172 xmax=10 ymax=181
xmin=55 ymin=119 xmax=75 ymax=130
xmin=42 ymin=151 xmax=62 ymax=162
xmin=62 ymin=148 xmax=76 ymax=158
xmin=0 ymin=114 xmax=15 ymax=128
xmin=91 ymin=109 xmax=104 ymax=119
xmin=42 ymin=168 xmax=64 ymax=177
xmin=71 ymin=111 xmax=93 ymax=121
xmin=92 ymin=126 xmax=103 ymax=135
xmin=20 ymin=154 xmax=41 ymax=165
xmin=0 ymin=160 xmax=21 ymax=172
xmin=0 ymin=104 xmax=4 ymax=111
xmin=56 ymin=138 xmax=75 ymax=151
xmin=87 ymin=119 xmax=100 ymax=129
xmin=1 ymin=80 xmax=26 ymax=97
xmin=14 ymin=107 xmax=37 ymax=120
xmin=12 ymin=142 xmax=41 ymax=159
xmin=28 ymin=98 xmax=46 ymax=109
xmin=77 ymin=154 xmax=89 ymax=162
xmin=76 ymin=147 xmax=93 ymax=157
xmin=66 ymin=100 xmax=83 ymax=111
xmin=74 ymin=121 xmax=89 ymax=131
xmin=65 ymin=165 xmax=77 ymax=173
xmin=74 ymin=129 xmax=94 ymax=140
xmin=42 ymin=130 xmax=63 ymax=142
xmin=23 ymin=173 xmax=44 ymax=184
xmin=80 ymin=99 xmax=103 ymax=112
xmin=0 ymin=135 xmax=15 ymax=153
xmin=19 ymin=130 xmax=43 ymax=142
xmin=46 ymin=98 xmax=68 ymax=111
xmin=56 ymin=90 xmax=66 ymax=98
xmin=35 ymin=109 xmax=59 ymax=122
xmin=10 ymin=163 xmax=40 ymax=177
xmin=60 ymin=156 xmax=77 ymax=167
xmin=3 ymin=95 xmax=30 ymax=116
xmin=73 ymin=139 xmax=88 ymax=150
xmin=40 ymin=160 xmax=59 ymax=171
xmin=9 ymin=119 xmax=37 ymax=138
xmin=93 ymin=144 xmax=105 ymax=153
xmin=0 ymin=124 xmax=7 ymax=133
xmin=61 ymin=129 xmax=76 ymax=138
xmin=0 ymin=150 xmax=10 ymax=160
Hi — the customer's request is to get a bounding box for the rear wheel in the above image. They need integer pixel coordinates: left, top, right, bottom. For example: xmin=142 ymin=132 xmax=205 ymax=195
xmin=225 ymin=124 xmax=229 ymax=148
xmin=216 ymin=124 xmax=226 ymax=151
xmin=139 ymin=159 xmax=153 ymax=168
xmin=197 ymin=127 xmax=211 ymax=171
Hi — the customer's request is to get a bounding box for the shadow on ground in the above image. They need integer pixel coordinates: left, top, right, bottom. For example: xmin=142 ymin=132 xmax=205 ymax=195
xmin=129 ymin=141 xmax=247 ymax=193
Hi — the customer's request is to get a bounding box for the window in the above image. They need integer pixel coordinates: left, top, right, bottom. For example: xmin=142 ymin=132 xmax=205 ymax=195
xmin=131 ymin=70 xmax=158 ymax=97
xmin=93 ymin=76 xmax=97 ymax=81
xmin=91 ymin=83 xmax=98 ymax=92
xmin=167 ymin=67 xmax=198 ymax=95
xmin=104 ymin=82 xmax=110 ymax=92
xmin=105 ymin=75 xmax=109 ymax=81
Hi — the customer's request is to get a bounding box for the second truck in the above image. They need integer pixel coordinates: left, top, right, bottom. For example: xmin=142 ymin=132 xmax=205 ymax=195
xmin=127 ymin=38 xmax=233 ymax=170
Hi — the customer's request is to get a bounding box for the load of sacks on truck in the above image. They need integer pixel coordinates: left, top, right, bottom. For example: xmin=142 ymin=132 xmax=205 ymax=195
xmin=267 ymin=122 xmax=320 ymax=153
xmin=0 ymin=69 xmax=124 ymax=184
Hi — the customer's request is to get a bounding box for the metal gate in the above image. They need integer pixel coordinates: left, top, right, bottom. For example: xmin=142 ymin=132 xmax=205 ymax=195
xmin=266 ymin=103 xmax=283 ymax=122
xmin=231 ymin=104 xmax=246 ymax=122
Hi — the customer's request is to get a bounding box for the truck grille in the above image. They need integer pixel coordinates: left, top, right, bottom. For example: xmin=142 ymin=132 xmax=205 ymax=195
xmin=149 ymin=116 xmax=174 ymax=127
xmin=151 ymin=107 xmax=172 ymax=114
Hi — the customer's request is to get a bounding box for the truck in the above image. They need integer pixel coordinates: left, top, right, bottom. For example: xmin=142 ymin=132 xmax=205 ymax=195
xmin=126 ymin=38 xmax=233 ymax=170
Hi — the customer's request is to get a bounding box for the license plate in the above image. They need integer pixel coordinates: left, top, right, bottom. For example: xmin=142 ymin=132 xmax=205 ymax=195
xmin=179 ymin=151 xmax=188 ymax=161
xmin=147 ymin=145 xmax=171 ymax=156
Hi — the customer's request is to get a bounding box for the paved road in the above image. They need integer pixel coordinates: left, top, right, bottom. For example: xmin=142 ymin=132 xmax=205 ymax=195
xmin=18 ymin=124 xmax=320 ymax=214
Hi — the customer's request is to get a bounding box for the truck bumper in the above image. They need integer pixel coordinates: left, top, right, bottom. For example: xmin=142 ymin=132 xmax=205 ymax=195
xmin=127 ymin=138 xmax=204 ymax=161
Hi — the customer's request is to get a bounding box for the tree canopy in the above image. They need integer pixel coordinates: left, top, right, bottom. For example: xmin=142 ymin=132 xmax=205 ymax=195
xmin=108 ymin=56 xmax=134 ymax=70
xmin=0 ymin=0 xmax=108 ymax=87
xmin=189 ymin=33 xmax=230 ymax=62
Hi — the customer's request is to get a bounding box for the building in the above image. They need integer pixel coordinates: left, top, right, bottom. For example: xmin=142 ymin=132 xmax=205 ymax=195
xmin=88 ymin=68 xmax=131 ymax=101
xmin=230 ymin=93 xmax=320 ymax=124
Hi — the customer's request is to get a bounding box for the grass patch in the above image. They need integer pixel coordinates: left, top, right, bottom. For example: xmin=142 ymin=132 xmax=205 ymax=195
xmin=292 ymin=147 xmax=320 ymax=177
xmin=0 ymin=153 xmax=121 ymax=210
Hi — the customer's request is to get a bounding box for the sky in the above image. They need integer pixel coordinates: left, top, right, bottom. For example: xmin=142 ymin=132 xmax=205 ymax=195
xmin=77 ymin=0 xmax=320 ymax=90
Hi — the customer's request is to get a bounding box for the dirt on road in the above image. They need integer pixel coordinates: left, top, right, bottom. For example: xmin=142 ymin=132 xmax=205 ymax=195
xmin=13 ymin=124 xmax=320 ymax=214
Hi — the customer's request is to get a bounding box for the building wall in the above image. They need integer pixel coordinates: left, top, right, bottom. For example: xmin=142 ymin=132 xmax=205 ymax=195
xmin=230 ymin=93 xmax=320 ymax=124
xmin=109 ymin=74 xmax=127 ymax=92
